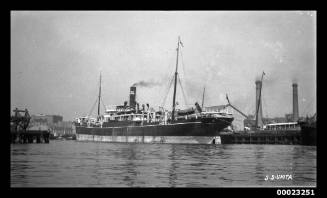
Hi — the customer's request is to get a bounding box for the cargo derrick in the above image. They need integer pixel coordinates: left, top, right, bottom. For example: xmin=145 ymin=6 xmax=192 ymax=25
xmin=225 ymin=94 xmax=248 ymax=119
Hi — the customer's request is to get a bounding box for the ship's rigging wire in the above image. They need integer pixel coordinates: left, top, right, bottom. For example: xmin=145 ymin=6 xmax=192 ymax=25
xmin=180 ymin=49 xmax=186 ymax=79
xmin=302 ymin=97 xmax=315 ymax=117
xmin=87 ymin=97 xmax=98 ymax=118
xmin=87 ymin=76 xmax=107 ymax=118
xmin=161 ymin=41 xmax=190 ymax=110
xmin=178 ymin=48 xmax=190 ymax=107
xmin=100 ymin=76 xmax=106 ymax=112
xmin=160 ymin=74 xmax=175 ymax=108
xmin=100 ymin=97 xmax=107 ymax=112
xmin=87 ymin=95 xmax=107 ymax=118
xmin=160 ymin=48 xmax=177 ymax=109
xmin=178 ymin=74 xmax=189 ymax=107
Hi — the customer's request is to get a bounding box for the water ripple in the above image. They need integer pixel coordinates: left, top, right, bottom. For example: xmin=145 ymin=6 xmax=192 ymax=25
xmin=11 ymin=141 xmax=316 ymax=187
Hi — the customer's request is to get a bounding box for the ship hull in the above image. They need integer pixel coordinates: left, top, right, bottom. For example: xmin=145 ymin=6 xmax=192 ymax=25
xmin=75 ymin=121 xmax=232 ymax=144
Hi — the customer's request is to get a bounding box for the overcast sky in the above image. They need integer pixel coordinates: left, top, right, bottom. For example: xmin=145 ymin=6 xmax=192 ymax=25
xmin=11 ymin=11 xmax=316 ymax=121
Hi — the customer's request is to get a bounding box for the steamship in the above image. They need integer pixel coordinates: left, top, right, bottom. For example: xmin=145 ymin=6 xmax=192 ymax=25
xmin=74 ymin=37 xmax=234 ymax=144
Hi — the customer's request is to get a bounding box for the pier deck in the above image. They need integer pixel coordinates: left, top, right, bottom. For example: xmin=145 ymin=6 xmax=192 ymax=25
xmin=220 ymin=130 xmax=315 ymax=145
xmin=11 ymin=130 xmax=50 ymax=144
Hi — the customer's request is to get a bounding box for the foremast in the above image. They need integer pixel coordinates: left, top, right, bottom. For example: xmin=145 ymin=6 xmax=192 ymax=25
xmin=172 ymin=36 xmax=182 ymax=121
xmin=97 ymin=72 xmax=102 ymax=121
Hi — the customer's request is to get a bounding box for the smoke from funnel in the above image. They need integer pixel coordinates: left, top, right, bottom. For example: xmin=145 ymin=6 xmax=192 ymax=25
xmin=132 ymin=79 xmax=162 ymax=88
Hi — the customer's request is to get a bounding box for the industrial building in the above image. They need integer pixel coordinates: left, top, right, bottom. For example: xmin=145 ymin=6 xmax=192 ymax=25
xmin=29 ymin=114 xmax=74 ymax=135
xmin=242 ymin=81 xmax=302 ymax=130
xmin=30 ymin=114 xmax=63 ymax=125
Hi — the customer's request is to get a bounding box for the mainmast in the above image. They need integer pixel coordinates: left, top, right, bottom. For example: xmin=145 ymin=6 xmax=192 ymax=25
xmin=97 ymin=72 xmax=102 ymax=120
xmin=255 ymin=71 xmax=265 ymax=129
xmin=172 ymin=36 xmax=182 ymax=121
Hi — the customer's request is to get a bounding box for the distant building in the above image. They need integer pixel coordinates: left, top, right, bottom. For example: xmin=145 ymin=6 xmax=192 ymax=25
xmin=51 ymin=121 xmax=74 ymax=135
xmin=30 ymin=115 xmax=48 ymax=124
xmin=30 ymin=114 xmax=73 ymax=135
xmin=31 ymin=114 xmax=63 ymax=125
xmin=44 ymin=115 xmax=63 ymax=124
xmin=243 ymin=114 xmax=304 ymax=130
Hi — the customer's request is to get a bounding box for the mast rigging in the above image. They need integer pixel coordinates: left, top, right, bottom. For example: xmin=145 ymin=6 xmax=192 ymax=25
xmin=97 ymin=73 xmax=102 ymax=120
xmin=172 ymin=36 xmax=182 ymax=121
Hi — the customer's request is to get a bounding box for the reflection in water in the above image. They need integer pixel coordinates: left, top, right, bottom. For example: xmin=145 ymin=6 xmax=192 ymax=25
xmin=168 ymin=145 xmax=177 ymax=187
xmin=291 ymin=146 xmax=316 ymax=185
xmin=11 ymin=141 xmax=316 ymax=187
xmin=254 ymin=145 xmax=264 ymax=185
xmin=11 ymin=146 xmax=31 ymax=186
xmin=93 ymin=144 xmax=101 ymax=186
xmin=123 ymin=144 xmax=138 ymax=187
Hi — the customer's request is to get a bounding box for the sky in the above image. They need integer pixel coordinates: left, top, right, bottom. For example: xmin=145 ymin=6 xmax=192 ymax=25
xmin=11 ymin=11 xmax=316 ymax=121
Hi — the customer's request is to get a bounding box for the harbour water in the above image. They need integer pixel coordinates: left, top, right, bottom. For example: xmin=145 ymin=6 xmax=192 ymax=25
xmin=10 ymin=140 xmax=316 ymax=187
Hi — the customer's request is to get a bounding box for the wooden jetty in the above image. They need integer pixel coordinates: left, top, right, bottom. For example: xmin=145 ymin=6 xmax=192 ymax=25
xmin=11 ymin=130 xmax=50 ymax=144
xmin=10 ymin=108 xmax=50 ymax=144
xmin=220 ymin=130 xmax=303 ymax=145
xmin=219 ymin=120 xmax=316 ymax=145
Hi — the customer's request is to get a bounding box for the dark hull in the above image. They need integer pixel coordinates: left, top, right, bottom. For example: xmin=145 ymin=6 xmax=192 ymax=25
xmin=76 ymin=118 xmax=233 ymax=144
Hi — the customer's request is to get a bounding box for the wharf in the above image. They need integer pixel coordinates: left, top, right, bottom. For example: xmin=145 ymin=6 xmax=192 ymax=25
xmin=11 ymin=130 xmax=50 ymax=144
xmin=11 ymin=108 xmax=50 ymax=144
xmin=219 ymin=129 xmax=315 ymax=145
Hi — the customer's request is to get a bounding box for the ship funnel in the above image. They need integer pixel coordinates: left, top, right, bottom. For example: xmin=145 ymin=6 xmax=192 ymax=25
xmin=292 ymin=83 xmax=299 ymax=121
xmin=130 ymin=86 xmax=136 ymax=109
xmin=255 ymin=80 xmax=263 ymax=128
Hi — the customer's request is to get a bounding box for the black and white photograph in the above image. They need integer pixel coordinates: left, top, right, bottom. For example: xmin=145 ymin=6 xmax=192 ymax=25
xmin=10 ymin=11 xmax=316 ymax=188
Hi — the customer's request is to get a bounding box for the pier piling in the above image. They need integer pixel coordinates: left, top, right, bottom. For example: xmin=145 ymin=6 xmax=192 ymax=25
xmin=11 ymin=131 xmax=50 ymax=144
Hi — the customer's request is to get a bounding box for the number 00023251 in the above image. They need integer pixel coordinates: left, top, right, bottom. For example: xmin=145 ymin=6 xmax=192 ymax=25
xmin=276 ymin=189 xmax=315 ymax=196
